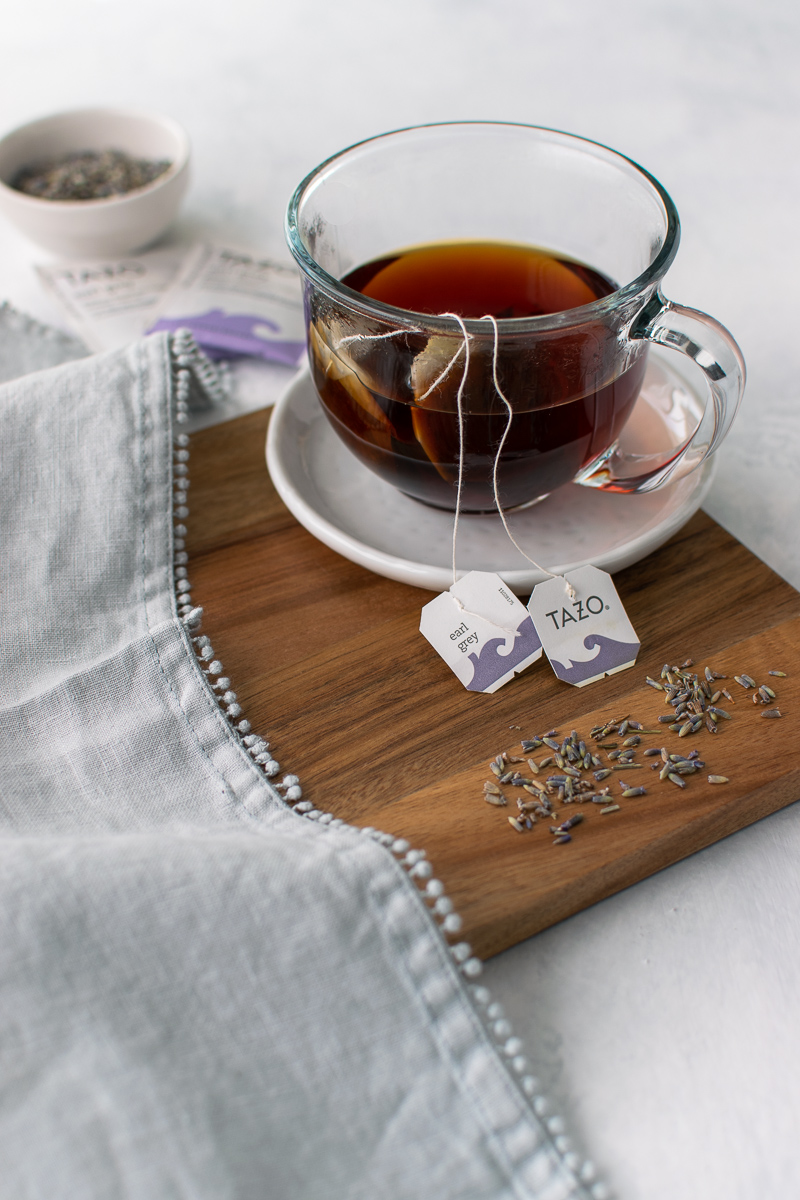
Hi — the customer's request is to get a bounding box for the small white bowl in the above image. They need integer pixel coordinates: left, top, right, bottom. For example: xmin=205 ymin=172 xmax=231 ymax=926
xmin=0 ymin=107 xmax=190 ymax=258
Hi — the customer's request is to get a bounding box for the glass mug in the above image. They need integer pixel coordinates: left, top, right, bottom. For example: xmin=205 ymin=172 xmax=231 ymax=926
xmin=286 ymin=122 xmax=744 ymax=513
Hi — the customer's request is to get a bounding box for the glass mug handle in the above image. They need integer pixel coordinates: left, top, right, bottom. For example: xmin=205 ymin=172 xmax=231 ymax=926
xmin=574 ymin=291 xmax=746 ymax=493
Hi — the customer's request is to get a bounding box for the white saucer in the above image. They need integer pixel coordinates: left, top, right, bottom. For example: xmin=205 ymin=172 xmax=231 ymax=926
xmin=266 ymin=352 xmax=715 ymax=594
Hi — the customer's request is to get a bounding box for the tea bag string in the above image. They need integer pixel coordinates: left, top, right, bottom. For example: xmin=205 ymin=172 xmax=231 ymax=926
xmin=337 ymin=328 xmax=422 ymax=348
xmin=337 ymin=326 xmax=468 ymax=402
xmin=437 ymin=312 xmax=525 ymax=636
xmin=333 ymin=318 xmax=510 ymax=630
xmin=440 ymin=313 xmax=471 ymax=586
xmin=480 ymin=313 xmax=576 ymax=601
xmin=334 ymin=315 xmax=576 ymax=612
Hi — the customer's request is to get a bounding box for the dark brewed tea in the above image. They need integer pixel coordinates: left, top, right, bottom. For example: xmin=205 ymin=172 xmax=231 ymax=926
xmin=344 ymin=241 xmax=615 ymax=318
xmin=308 ymin=241 xmax=647 ymax=511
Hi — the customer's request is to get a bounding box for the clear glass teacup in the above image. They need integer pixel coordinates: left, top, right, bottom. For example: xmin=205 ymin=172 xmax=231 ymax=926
xmin=286 ymin=122 xmax=744 ymax=513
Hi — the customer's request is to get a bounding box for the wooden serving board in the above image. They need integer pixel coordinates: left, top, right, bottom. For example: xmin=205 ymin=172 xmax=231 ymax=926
xmin=188 ymin=407 xmax=800 ymax=960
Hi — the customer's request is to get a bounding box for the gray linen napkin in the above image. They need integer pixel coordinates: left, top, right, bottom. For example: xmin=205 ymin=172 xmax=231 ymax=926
xmin=0 ymin=301 xmax=89 ymax=381
xmin=0 ymin=323 xmax=596 ymax=1200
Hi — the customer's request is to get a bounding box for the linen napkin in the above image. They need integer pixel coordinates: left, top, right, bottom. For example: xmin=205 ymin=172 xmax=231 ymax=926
xmin=0 ymin=321 xmax=598 ymax=1200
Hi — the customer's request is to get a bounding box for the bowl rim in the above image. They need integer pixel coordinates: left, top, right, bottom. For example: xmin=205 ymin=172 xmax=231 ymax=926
xmin=0 ymin=106 xmax=190 ymax=208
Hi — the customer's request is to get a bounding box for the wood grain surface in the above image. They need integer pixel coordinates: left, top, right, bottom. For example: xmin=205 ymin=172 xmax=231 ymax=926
xmin=188 ymin=406 xmax=800 ymax=959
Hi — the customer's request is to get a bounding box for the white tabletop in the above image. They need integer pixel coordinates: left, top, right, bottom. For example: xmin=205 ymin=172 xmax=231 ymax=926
xmin=2 ymin=3 xmax=798 ymax=1197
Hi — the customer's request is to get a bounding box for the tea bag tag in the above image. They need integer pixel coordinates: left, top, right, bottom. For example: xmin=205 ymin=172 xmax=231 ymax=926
xmin=527 ymin=565 xmax=639 ymax=687
xmin=420 ymin=570 xmax=542 ymax=693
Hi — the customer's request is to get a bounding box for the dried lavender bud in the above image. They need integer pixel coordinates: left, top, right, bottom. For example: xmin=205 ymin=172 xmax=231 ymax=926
xmin=12 ymin=148 xmax=171 ymax=200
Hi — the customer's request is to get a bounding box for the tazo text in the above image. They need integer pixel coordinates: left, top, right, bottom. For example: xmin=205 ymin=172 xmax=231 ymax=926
xmin=545 ymin=596 xmax=606 ymax=630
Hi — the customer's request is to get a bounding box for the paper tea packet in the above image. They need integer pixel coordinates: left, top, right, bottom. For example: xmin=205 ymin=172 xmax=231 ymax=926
xmin=148 ymin=243 xmax=305 ymax=368
xmin=39 ymin=241 xmax=309 ymax=424
xmin=37 ymin=243 xmax=187 ymax=351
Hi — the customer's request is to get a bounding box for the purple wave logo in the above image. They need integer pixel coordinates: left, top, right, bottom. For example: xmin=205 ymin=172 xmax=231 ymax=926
xmin=148 ymin=309 xmax=305 ymax=366
xmin=550 ymin=634 xmax=640 ymax=685
xmin=466 ymin=615 xmax=542 ymax=692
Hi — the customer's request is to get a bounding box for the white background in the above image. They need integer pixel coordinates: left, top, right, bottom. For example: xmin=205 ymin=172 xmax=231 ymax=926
xmin=1 ymin=3 xmax=798 ymax=1197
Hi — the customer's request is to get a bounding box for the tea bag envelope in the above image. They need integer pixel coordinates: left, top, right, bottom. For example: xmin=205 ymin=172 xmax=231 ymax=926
xmin=420 ymin=571 xmax=542 ymax=693
xmin=527 ymin=564 xmax=639 ymax=687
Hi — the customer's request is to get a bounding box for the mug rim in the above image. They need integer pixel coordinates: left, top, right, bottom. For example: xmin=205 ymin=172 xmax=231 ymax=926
xmin=285 ymin=120 xmax=681 ymax=334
